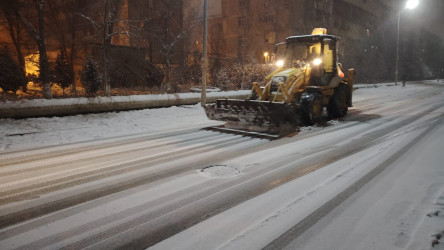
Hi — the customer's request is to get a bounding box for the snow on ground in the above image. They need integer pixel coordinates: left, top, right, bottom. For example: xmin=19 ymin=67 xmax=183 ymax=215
xmin=0 ymin=104 xmax=222 ymax=152
xmin=152 ymin=125 xmax=432 ymax=249
xmin=0 ymin=80 xmax=443 ymax=249
xmin=151 ymin=82 xmax=444 ymax=249
xmin=290 ymin=120 xmax=444 ymax=250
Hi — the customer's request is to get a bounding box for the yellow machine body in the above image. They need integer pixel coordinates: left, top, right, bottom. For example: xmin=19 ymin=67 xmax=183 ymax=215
xmin=205 ymin=28 xmax=355 ymax=136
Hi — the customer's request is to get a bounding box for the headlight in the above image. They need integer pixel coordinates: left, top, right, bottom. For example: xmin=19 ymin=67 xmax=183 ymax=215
xmin=312 ymin=58 xmax=322 ymax=66
xmin=276 ymin=60 xmax=284 ymax=67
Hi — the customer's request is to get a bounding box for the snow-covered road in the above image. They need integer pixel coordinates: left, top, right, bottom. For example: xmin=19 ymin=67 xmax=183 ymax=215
xmin=0 ymin=81 xmax=443 ymax=249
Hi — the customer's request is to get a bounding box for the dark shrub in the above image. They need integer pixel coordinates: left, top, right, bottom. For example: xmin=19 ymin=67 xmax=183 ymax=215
xmin=81 ymin=58 xmax=102 ymax=96
xmin=52 ymin=50 xmax=73 ymax=95
xmin=0 ymin=50 xmax=27 ymax=93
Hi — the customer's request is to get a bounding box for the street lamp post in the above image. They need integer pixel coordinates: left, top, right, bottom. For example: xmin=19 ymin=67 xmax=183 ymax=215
xmin=395 ymin=0 xmax=419 ymax=86
xmin=201 ymin=0 xmax=208 ymax=107
xmin=438 ymin=40 xmax=444 ymax=82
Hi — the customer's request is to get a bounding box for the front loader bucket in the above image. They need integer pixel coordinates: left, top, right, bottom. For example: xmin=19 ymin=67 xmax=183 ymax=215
xmin=205 ymin=99 xmax=301 ymax=136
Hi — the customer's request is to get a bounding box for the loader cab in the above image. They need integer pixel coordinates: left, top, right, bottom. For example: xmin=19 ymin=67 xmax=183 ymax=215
xmin=307 ymin=37 xmax=338 ymax=86
xmin=275 ymin=31 xmax=340 ymax=86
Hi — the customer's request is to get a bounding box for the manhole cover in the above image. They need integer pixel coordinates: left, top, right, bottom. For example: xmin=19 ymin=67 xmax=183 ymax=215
xmin=199 ymin=165 xmax=241 ymax=178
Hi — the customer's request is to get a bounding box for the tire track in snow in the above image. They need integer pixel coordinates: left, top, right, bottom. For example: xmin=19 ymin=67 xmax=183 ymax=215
xmin=145 ymin=96 xmax=444 ymax=250
xmin=0 ymin=130 xmax=222 ymax=177
xmin=79 ymin=101 xmax=444 ymax=249
xmin=264 ymin=114 xmax=444 ymax=249
xmin=0 ymin=84 xmax=442 ymax=248
xmin=0 ymin=97 xmax=440 ymax=244
xmin=0 ymin=126 xmax=216 ymax=167
xmin=0 ymin=133 xmax=264 ymax=228
xmin=0 ymin=130 xmax=226 ymax=196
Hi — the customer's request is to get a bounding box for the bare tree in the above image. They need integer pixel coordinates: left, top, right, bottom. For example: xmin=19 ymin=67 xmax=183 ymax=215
xmin=46 ymin=0 xmax=92 ymax=93
xmin=80 ymin=0 xmax=147 ymax=96
xmin=142 ymin=0 xmax=195 ymax=93
xmin=14 ymin=0 xmax=52 ymax=98
xmin=79 ymin=0 xmax=121 ymax=96
xmin=158 ymin=0 xmax=185 ymax=93
xmin=0 ymin=1 xmax=27 ymax=74
xmin=101 ymin=0 xmax=120 ymax=96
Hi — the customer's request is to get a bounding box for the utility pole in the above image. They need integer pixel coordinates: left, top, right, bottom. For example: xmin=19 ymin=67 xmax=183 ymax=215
xmin=438 ymin=39 xmax=444 ymax=82
xmin=201 ymin=0 xmax=208 ymax=107
xmin=395 ymin=12 xmax=401 ymax=86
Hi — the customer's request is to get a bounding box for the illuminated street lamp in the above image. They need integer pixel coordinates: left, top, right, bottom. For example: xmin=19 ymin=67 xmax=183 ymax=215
xmin=406 ymin=0 xmax=419 ymax=9
xmin=264 ymin=52 xmax=269 ymax=63
xmin=395 ymin=0 xmax=419 ymax=86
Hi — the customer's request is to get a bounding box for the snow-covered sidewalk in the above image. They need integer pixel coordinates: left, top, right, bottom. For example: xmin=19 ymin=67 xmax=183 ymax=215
xmin=0 ymin=104 xmax=222 ymax=152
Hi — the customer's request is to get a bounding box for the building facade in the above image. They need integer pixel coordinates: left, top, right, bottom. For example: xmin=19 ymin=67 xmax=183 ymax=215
xmin=184 ymin=0 xmax=441 ymax=82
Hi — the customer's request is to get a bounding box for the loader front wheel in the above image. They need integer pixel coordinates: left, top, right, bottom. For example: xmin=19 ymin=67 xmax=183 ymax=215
xmin=301 ymin=93 xmax=323 ymax=125
xmin=327 ymin=84 xmax=348 ymax=118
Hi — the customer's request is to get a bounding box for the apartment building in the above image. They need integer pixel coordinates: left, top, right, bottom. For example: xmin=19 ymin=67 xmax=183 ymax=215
xmin=184 ymin=0 xmax=439 ymax=82
xmin=184 ymin=0 xmax=337 ymax=64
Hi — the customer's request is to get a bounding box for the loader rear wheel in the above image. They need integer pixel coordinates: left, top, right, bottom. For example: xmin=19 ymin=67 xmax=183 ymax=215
xmin=301 ymin=94 xmax=323 ymax=125
xmin=327 ymin=84 xmax=348 ymax=118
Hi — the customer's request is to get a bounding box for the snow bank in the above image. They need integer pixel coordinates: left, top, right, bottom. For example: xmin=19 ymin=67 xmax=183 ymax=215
xmin=0 ymin=90 xmax=250 ymax=119
xmin=2 ymin=80 xmax=438 ymax=119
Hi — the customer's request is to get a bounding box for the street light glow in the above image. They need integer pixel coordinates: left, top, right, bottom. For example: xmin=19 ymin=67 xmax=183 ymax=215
xmin=406 ymin=0 xmax=419 ymax=9
xmin=276 ymin=60 xmax=284 ymax=67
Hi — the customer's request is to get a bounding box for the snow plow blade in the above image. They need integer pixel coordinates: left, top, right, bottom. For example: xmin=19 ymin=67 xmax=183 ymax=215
xmin=205 ymin=99 xmax=301 ymax=136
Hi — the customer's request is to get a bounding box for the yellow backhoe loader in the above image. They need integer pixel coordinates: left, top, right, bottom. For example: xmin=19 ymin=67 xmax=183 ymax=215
xmin=205 ymin=28 xmax=355 ymax=137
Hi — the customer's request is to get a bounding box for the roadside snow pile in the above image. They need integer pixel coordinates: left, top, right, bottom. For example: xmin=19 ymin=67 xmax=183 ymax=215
xmin=0 ymin=90 xmax=250 ymax=108
xmin=0 ymin=90 xmax=252 ymax=119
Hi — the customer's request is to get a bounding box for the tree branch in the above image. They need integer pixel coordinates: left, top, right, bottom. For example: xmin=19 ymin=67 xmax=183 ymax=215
xmin=77 ymin=13 xmax=103 ymax=31
xmin=108 ymin=30 xmax=130 ymax=37
xmin=17 ymin=12 xmax=39 ymax=42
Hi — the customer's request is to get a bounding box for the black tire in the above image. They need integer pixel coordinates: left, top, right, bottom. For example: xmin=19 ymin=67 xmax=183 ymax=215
xmin=301 ymin=93 xmax=323 ymax=125
xmin=327 ymin=84 xmax=348 ymax=118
